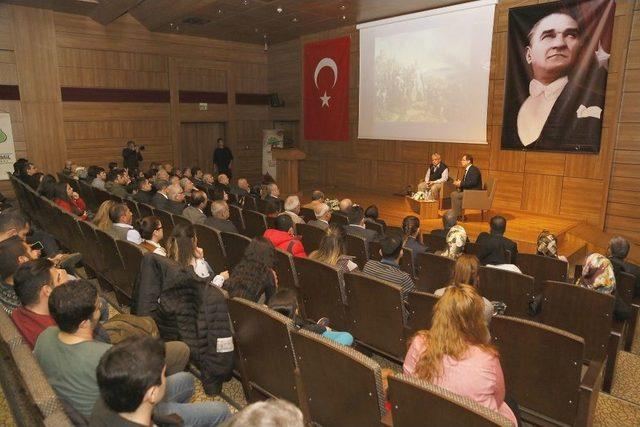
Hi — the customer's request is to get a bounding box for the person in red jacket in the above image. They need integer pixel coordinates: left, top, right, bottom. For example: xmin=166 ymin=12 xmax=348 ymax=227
xmin=263 ymin=214 xmax=307 ymax=258
xmin=53 ymin=182 xmax=88 ymax=221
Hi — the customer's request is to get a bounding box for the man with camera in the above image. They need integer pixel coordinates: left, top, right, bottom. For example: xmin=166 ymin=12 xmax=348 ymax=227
xmin=122 ymin=140 xmax=144 ymax=173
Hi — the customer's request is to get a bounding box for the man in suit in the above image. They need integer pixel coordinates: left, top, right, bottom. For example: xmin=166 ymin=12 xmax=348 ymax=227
xmin=450 ymin=154 xmax=482 ymax=219
xmin=419 ymin=153 xmax=449 ymax=199
xmin=431 ymin=210 xmax=458 ymax=238
xmin=105 ymin=168 xmax=130 ymax=199
xmin=345 ymin=205 xmax=379 ymax=245
xmin=308 ymin=203 xmax=331 ymax=230
xmin=182 ymin=191 xmax=208 ymax=225
xmin=608 ymin=236 xmax=640 ymax=297
xmin=215 ymin=173 xmax=231 ymax=195
xmin=132 ymin=178 xmax=154 ymax=205
xmin=150 ymin=180 xmax=171 ymax=211
xmin=204 ymin=201 xmax=238 ymax=234
xmin=165 ymin=184 xmax=186 ymax=216
xmin=475 ymin=215 xmax=518 ymax=265
xmin=502 ymin=12 xmax=605 ymax=153
xmin=231 ymin=178 xmax=250 ymax=198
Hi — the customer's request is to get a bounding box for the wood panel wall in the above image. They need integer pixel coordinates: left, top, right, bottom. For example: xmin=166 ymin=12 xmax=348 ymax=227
xmin=0 ymin=5 xmax=269 ymax=192
xmin=267 ymin=0 xmax=638 ymax=237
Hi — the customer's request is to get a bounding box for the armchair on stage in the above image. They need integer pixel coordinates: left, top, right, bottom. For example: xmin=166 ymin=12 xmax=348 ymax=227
xmin=460 ymin=176 xmax=497 ymax=220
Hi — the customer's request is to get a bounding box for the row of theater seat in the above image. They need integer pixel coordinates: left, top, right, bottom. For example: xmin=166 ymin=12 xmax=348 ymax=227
xmin=7 ymin=174 xmax=639 ymax=426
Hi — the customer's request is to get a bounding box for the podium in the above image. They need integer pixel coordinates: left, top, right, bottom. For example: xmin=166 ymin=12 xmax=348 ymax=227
xmin=271 ymin=148 xmax=306 ymax=196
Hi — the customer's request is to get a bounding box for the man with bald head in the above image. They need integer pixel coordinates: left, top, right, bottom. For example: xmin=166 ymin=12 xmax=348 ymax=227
xmin=232 ymin=178 xmax=250 ymax=197
xmin=502 ymin=10 xmax=605 ymax=152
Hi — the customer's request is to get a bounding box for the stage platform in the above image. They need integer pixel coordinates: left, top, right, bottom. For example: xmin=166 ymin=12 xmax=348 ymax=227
xmin=299 ymin=189 xmax=590 ymax=264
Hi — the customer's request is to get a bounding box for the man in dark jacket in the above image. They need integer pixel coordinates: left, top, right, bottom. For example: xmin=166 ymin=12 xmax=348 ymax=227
xmin=213 ymin=138 xmax=233 ymax=178
xmin=133 ymin=178 xmax=154 ymax=205
xmin=204 ymin=201 xmax=238 ymax=234
xmin=122 ymin=141 xmax=143 ymax=173
xmin=345 ymin=205 xmax=380 ymax=246
xmin=450 ymin=153 xmax=482 ymax=219
xmin=476 ymin=215 xmax=518 ymax=265
xmin=608 ymin=236 xmax=640 ymax=297
xmin=151 ymin=180 xmax=171 ymax=211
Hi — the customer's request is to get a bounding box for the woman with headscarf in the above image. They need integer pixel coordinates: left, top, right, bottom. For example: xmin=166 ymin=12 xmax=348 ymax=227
xmin=536 ymin=230 xmax=568 ymax=263
xmin=576 ymin=253 xmax=616 ymax=294
xmin=436 ymin=225 xmax=467 ymax=260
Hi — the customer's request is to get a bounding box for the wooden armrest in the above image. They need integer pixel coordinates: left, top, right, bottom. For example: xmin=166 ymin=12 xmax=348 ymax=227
xmin=576 ymin=360 xmax=604 ymax=427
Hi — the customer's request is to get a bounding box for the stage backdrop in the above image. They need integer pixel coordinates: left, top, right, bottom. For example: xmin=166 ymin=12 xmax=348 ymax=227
xmin=0 ymin=113 xmax=16 ymax=181
xmin=501 ymin=0 xmax=615 ymax=153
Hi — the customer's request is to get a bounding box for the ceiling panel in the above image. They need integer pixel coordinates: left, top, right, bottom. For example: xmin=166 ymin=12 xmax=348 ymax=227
xmin=12 ymin=0 xmax=470 ymax=45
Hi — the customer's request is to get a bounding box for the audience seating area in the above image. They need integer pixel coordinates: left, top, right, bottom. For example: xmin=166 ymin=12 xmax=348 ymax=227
xmin=5 ymin=172 xmax=640 ymax=426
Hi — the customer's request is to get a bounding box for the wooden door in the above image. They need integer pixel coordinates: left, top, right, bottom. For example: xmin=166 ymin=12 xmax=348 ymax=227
xmin=180 ymin=122 xmax=225 ymax=172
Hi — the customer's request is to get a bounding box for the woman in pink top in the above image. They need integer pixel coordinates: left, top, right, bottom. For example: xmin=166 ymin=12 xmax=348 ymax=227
xmin=403 ymin=284 xmax=518 ymax=426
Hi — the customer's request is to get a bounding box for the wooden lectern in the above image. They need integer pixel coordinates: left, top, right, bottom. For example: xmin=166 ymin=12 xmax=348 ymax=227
xmin=271 ymin=148 xmax=306 ymax=195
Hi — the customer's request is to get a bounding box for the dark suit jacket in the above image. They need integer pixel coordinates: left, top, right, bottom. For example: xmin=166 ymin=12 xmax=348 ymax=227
xmin=404 ymin=236 xmax=428 ymax=267
xmin=133 ymin=190 xmax=154 ymax=205
xmin=166 ymin=201 xmax=186 ymax=216
xmin=122 ymin=148 xmax=143 ymax=170
xmin=308 ymin=219 xmax=329 ymax=230
xmin=151 ymin=192 xmax=170 ymax=211
xmin=475 ymin=232 xmax=518 ymax=265
xmin=459 ymin=165 xmax=482 ymax=191
xmin=346 ymin=224 xmax=379 ymax=245
xmin=610 ymin=256 xmax=640 ymax=298
xmin=502 ymin=79 xmax=604 ymax=153
xmin=204 ymin=217 xmax=238 ymax=234
xmin=430 ymin=228 xmax=448 ymax=238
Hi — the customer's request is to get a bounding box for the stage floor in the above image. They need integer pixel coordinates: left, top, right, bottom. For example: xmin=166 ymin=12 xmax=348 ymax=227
xmin=299 ymin=188 xmax=585 ymax=256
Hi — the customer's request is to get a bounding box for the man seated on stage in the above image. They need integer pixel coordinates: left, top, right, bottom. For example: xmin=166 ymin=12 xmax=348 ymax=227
xmin=418 ymin=153 xmax=449 ymax=200
xmin=450 ymin=154 xmax=482 ymax=220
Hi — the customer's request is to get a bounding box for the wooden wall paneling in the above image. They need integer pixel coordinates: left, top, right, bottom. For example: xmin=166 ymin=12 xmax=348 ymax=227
xmin=12 ymin=5 xmax=67 ymax=171
xmin=559 ymin=177 xmax=605 ymax=225
xmin=90 ymin=0 xmax=145 ymax=26
xmin=486 ymin=170 xmax=524 ymax=210
xmin=489 ymin=126 xmax=526 ymax=172
xmin=608 ymin=189 xmax=640 ymax=205
xmin=0 ymin=4 xmax=14 ymax=50
xmin=169 ymin=57 xmax=181 ymax=167
xmin=520 ymin=173 xmax=563 ymax=215
xmin=524 ymin=151 xmax=566 ymax=176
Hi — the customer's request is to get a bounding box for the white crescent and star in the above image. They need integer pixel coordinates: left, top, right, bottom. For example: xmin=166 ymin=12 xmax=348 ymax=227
xmin=313 ymin=57 xmax=338 ymax=108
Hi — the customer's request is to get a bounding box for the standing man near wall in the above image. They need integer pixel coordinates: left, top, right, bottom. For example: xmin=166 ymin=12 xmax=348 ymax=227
xmin=213 ymin=138 xmax=233 ymax=179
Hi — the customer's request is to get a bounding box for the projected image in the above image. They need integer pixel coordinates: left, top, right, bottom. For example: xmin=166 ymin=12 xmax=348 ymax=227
xmin=373 ymin=30 xmax=467 ymax=124
xmin=501 ymin=0 xmax=615 ymax=153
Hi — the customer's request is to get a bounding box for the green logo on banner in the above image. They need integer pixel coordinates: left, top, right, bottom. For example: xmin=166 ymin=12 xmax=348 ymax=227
xmin=0 ymin=129 xmax=7 ymax=144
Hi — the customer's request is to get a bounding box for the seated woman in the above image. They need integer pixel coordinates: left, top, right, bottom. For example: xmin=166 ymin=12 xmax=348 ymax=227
xmin=224 ymin=237 xmax=277 ymax=304
xmin=165 ymin=222 xmax=228 ymax=285
xmin=536 ymin=230 xmax=568 ymax=262
xmin=434 ymin=254 xmax=493 ymax=324
xmin=137 ymin=216 xmax=166 ymax=256
xmin=53 ymin=182 xmax=88 ymax=220
xmin=403 ymin=285 xmax=518 ymax=426
xmin=309 ymin=225 xmax=358 ymax=273
xmin=402 ymin=215 xmax=428 ymax=266
xmin=364 ymin=205 xmax=386 ymax=231
xmin=268 ymin=288 xmax=353 ymax=346
xmin=436 ymin=225 xmax=466 ymax=260
xmin=93 ymin=200 xmax=115 ymax=231
xmin=577 ymin=253 xmax=615 ymax=294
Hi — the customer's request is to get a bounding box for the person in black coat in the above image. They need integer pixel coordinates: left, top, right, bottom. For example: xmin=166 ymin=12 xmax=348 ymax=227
xmin=204 ymin=201 xmax=239 ymax=234
xmin=345 ymin=205 xmax=380 ymax=246
xmin=608 ymin=236 xmax=640 ymax=297
xmin=213 ymin=138 xmax=233 ymax=178
xmin=132 ymin=177 xmax=154 ymax=205
xmin=475 ymin=215 xmax=518 ymax=265
xmin=150 ymin=180 xmax=171 ymax=211
xmin=122 ymin=141 xmax=143 ymax=173
xmin=450 ymin=153 xmax=482 ymax=219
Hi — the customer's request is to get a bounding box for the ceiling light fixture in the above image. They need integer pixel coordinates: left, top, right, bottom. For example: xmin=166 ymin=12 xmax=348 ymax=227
xmin=291 ymin=17 xmax=298 ymax=23
xmin=217 ymin=8 xmax=223 ymax=14
xmin=341 ymin=15 xmax=347 ymax=20
xmin=242 ymin=0 xmax=249 ymax=5
xmin=339 ymin=4 xmax=346 ymax=10
xmin=276 ymin=6 xmax=283 ymax=13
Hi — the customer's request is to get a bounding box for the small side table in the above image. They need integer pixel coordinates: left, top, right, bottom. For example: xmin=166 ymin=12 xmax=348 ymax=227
xmin=405 ymin=196 xmax=440 ymax=220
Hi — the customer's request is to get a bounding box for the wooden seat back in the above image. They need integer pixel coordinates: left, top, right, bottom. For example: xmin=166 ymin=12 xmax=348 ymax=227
xmin=415 ymin=253 xmax=455 ymax=293
xmin=345 ymin=234 xmax=369 ymax=269
xmin=423 ymin=233 xmax=447 ymax=252
xmin=343 ymin=272 xmax=407 ymax=361
xmin=478 ymin=267 xmax=535 ymax=318
xmin=516 ymin=253 xmax=567 ymax=294
xmin=194 ymin=224 xmax=228 ymax=273
xmin=220 ymin=232 xmax=251 ymax=271
xmin=291 ymin=328 xmax=385 ymax=427
xmin=242 ymin=209 xmax=268 ymax=238
xmin=406 ymin=290 xmax=438 ymax=337
xmin=297 ymin=223 xmax=325 ymax=254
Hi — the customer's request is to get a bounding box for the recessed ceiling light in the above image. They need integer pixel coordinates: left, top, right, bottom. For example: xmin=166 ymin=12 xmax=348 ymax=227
xmin=217 ymin=8 xmax=223 ymax=14
xmin=276 ymin=6 xmax=283 ymax=13
xmin=291 ymin=17 xmax=298 ymax=23
xmin=339 ymin=4 xmax=346 ymax=10
xmin=242 ymin=0 xmax=249 ymax=5
xmin=341 ymin=15 xmax=347 ymax=20
xmin=254 ymin=27 xmax=259 ymax=32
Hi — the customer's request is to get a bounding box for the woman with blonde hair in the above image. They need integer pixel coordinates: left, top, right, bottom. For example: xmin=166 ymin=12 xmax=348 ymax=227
xmin=309 ymin=224 xmax=358 ymax=273
xmin=436 ymin=224 xmax=467 ymax=260
xmin=93 ymin=200 xmax=116 ymax=231
xmin=434 ymin=254 xmax=493 ymax=323
xmin=403 ymin=284 xmax=518 ymax=426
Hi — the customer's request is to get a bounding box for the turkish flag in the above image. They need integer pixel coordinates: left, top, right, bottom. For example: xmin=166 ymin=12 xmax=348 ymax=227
xmin=303 ymin=36 xmax=350 ymax=141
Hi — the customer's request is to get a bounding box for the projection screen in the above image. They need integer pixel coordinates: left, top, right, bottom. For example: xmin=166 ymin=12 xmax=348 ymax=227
xmin=357 ymin=0 xmax=497 ymax=144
